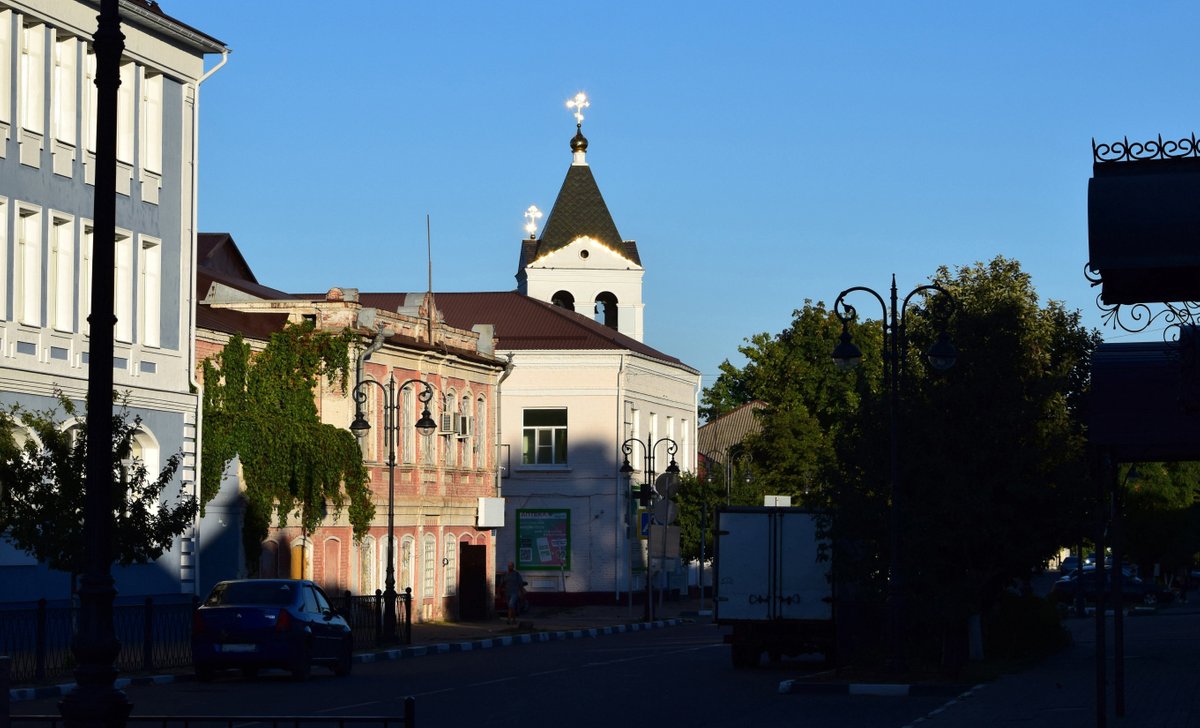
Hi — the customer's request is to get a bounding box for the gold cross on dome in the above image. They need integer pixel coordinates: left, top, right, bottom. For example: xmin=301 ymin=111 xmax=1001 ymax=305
xmin=523 ymin=205 xmax=543 ymax=238
xmin=566 ymin=92 xmax=589 ymax=126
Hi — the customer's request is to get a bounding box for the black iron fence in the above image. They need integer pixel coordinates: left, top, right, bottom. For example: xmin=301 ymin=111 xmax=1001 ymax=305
xmin=0 ymin=597 xmax=196 ymax=684
xmin=2 ymin=589 xmax=413 ymax=686
xmin=334 ymin=588 xmax=413 ymax=651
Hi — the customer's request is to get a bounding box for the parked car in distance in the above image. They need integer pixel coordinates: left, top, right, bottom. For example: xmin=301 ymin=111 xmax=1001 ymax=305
xmin=1060 ymin=555 xmax=1081 ymax=574
xmin=1049 ymin=567 xmax=1173 ymax=607
xmin=192 ymin=579 xmax=353 ymax=681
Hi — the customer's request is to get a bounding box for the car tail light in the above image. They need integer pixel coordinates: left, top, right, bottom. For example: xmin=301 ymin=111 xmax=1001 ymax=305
xmin=192 ymin=611 xmax=206 ymax=636
xmin=275 ymin=608 xmax=292 ymax=632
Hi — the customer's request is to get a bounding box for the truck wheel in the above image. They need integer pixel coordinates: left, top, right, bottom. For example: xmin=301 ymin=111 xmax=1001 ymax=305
xmin=731 ymin=645 xmax=758 ymax=669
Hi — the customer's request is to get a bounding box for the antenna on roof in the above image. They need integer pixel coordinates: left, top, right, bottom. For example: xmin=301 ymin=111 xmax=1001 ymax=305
xmin=426 ymin=214 xmax=434 ymax=345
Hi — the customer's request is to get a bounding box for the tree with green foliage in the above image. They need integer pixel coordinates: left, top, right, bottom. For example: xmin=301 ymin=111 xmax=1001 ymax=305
xmin=200 ymin=321 xmax=372 ymax=570
xmin=1121 ymin=462 xmax=1200 ymax=577
xmin=0 ymin=393 xmax=197 ymax=575
xmin=701 ymin=256 xmax=1101 ymax=663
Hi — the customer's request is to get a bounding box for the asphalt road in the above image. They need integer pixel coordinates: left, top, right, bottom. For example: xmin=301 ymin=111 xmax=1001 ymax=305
xmin=13 ymin=621 xmax=956 ymax=728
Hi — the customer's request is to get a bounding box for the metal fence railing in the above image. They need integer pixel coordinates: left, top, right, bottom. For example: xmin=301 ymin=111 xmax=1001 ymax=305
xmin=334 ymin=588 xmax=413 ymax=650
xmin=3 ymin=589 xmax=413 ymax=685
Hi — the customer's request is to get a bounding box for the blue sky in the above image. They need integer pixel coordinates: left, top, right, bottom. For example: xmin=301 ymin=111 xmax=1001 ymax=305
xmin=173 ymin=1 xmax=1198 ymax=391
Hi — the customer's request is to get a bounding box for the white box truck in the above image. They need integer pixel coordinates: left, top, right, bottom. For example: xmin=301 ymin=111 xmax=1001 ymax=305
xmin=714 ymin=506 xmax=834 ymax=668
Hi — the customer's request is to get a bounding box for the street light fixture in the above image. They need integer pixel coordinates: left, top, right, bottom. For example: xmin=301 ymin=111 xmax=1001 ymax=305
xmin=620 ymin=435 xmax=680 ymax=622
xmin=350 ymin=376 xmax=437 ymax=643
xmin=832 ymin=274 xmax=956 ymax=672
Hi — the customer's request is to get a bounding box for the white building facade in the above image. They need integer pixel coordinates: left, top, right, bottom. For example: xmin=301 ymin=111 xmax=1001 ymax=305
xmin=430 ymin=119 xmax=701 ymax=603
xmin=0 ymin=0 xmax=225 ymax=604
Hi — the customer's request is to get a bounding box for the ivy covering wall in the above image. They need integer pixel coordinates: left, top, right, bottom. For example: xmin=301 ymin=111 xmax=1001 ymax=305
xmin=200 ymin=321 xmax=372 ymax=568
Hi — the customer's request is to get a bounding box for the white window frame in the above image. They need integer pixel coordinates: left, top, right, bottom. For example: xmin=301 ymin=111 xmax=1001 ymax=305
xmin=49 ymin=213 xmax=74 ymax=332
xmin=141 ymin=71 xmax=161 ymax=174
xmin=83 ymin=46 xmax=96 ymax=153
xmin=79 ymin=220 xmax=93 ymax=325
xmin=114 ymin=229 xmax=132 ymax=343
xmin=421 ymin=533 xmax=436 ymax=598
xmin=402 ymin=385 xmax=414 ymax=464
xmin=15 ymin=204 xmax=41 ymax=326
xmin=0 ymin=10 xmax=12 ymax=135
xmin=19 ymin=21 xmax=43 ymax=136
xmin=358 ymin=536 xmax=377 ymax=595
xmin=138 ymin=235 xmax=160 ymax=347
xmin=0 ymin=197 xmax=7 ymax=319
xmin=399 ymin=535 xmax=414 ymax=593
xmin=522 ymin=408 xmax=568 ymax=466
xmin=474 ymin=396 xmax=486 ymax=466
xmin=116 ymin=60 xmax=133 ymax=163
xmin=443 ymin=534 xmax=456 ymax=596
xmin=51 ymin=33 xmax=75 ymax=147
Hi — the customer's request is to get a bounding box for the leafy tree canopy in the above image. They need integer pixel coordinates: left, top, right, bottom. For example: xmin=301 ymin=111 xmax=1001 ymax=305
xmin=0 ymin=393 xmax=197 ymax=573
xmin=694 ymin=257 xmax=1102 ymax=622
xmin=200 ymin=321 xmax=371 ymax=567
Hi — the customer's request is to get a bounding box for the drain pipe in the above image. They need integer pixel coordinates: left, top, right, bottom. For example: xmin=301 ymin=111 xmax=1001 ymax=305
xmin=186 ymin=48 xmax=229 ymax=597
xmin=494 ymin=353 xmax=514 ymax=497
xmin=615 ymin=353 xmax=627 ymax=604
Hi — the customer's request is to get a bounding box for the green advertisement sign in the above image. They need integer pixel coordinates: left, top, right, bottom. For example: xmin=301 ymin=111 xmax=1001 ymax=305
xmin=516 ymin=509 xmax=571 ymax=570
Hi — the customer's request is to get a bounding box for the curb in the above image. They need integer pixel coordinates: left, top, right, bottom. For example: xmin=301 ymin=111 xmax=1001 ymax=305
xmin=9 ymin=618 xmax=681 ymax=703
xmin=778 ymin=679 xmax=981 ymax=698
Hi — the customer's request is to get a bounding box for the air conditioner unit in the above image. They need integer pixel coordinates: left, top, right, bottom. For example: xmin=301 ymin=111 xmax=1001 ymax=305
xmin=458 ymin=415 xmax=473 ymax=438
xmin=440 ymin=413 xmax=455 ymax=434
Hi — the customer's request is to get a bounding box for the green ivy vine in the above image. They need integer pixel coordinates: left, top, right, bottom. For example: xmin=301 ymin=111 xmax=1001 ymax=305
xmin=200 ymin=321 xmax=372 ymax=569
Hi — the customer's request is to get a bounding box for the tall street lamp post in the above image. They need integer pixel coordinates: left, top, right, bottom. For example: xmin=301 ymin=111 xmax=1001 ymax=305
xmin=832 ymin=274 xmax=957 ymax=672
xmin=620 ymin=435 xmax=680 ymax=622
xmin=350 ymin=376 xmax=437 ymax=643
xmin=60 ymin=1 xmax=130 ymax=725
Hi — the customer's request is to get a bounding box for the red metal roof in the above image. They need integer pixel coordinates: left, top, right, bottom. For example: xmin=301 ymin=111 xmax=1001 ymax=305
xmin=357 ymin=291 xmax=695 ymax=371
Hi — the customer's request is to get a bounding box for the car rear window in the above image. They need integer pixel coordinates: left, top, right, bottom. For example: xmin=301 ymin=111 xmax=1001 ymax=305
xmin=207 ymin=582 xmax=296 ymax=606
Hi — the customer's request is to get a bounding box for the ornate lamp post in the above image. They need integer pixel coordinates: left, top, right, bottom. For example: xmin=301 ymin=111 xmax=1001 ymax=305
xmin=350 ymin=376 xmax=437 ymax=643
xmin=832 ymin=274 xmax=957 ymax=672
xmin=59 ymin=1 xmax=131 ymax=724
xmin=620 ymin=435 xmax=680 ymax=622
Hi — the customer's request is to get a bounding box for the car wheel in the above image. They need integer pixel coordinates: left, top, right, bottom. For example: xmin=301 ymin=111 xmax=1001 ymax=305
xmin=291 ymin=641 xmax=312 ymax=681
xmin=195 ymin=664 xmax=216 ymax=683
xmin=333 ymin=640 xmax=353 ymax=677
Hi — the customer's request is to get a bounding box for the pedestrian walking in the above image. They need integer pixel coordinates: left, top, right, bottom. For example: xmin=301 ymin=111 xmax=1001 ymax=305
xmin=504 ymin=562 xmax=526 ymax=624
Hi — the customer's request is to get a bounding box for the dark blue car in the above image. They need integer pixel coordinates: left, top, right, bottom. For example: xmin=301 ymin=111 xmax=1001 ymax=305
xmin=192 ymin=579 xmax=353 ymax=681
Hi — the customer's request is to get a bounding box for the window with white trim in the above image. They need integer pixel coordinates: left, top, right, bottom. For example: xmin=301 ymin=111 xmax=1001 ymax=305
xmin=399 ymin=536 xmax=414 ymax=593
xmin=83 ymin=47 xmax=96 ymax=154
xmin=52 ymin=34 xmax=75 ymax=147
xmin=19 ymin=22 xmax=43 ymax=136
xmin=443 ymin=534 xmax=456 ymax=596
xmin=474 ymin=396 xmax=487 ymax=466
xmin=141 ymin=71 xmax=161 ymax=174
xmin=0 ymin=11 xmax=12 ymax=132
xmin=138 ymin=236 xmax=160 ymax=347
xmin=461 ymin=394 xmax=472 ymax=467
xmin=49 ymin=214 xmax=73 ymax=332
xmin=80 ymin=221 xmax=93 ymax=323
xmin=114 ymin=230 xmax=132 ymax=342
xmin=359 ymin=536 xmax=377 ymax=595
xmin=402 ymin=385 xmax=414 ymax=464
xmin=116 ymin=61 xmax=133 ymax=163
xmin=16 ymin=204 xmax=41 ymax=326
xmin=422 ymin=533 xmax=436 ymax=597
xmin=0 ymin=197 xmax=7 ymax=319
xmin=522 ymin=408 xmax=568 ymax=465
xmin=443 ymin=391 xmax=456 ymax=466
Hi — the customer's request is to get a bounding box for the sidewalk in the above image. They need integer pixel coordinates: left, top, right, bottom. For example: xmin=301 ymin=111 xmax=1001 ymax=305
xmin=894 ymin=603 xmax=1200 ymax=727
